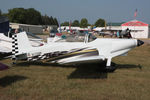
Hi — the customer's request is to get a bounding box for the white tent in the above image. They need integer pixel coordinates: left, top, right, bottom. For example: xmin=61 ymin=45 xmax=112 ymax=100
xmin=121 ymin=20 xmax=149 ymax=38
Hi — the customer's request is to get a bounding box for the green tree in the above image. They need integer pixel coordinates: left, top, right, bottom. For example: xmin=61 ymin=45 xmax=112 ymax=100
xmin=8 ymin=8 xmax=26 ymax=23
xmin=41 ymin=15 xmax=48 ymax=25
xmin=80 ymin=18 xmax=88 ymax=28
xmin=7 ymin=8 xmax=42 ymax=25
xmin=72 ymin=20 xmax=80 ymax=26
xmin=41 ymin=15 xmax=58 ymax=25
xmin=95 ymin=18 xmax=106 ymax=27
xmin=42 ymin=15 xmax=51 ymax=25
xmin=50 ymin=16 xmax=55 ymax=25
xmin=6 ymin=7 xmax=58 ymax=25
xmin=26 ymin=8 xmax=42 ymax=25
xmin=0 ymin=9 xmax=2 ymax=16
xmin=61 ymin=21 xmax=69 ymax=26
xmin=53 ymin=18 xmax=59 ymax=26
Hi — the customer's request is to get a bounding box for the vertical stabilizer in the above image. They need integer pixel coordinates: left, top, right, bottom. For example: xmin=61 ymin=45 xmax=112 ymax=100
xmin=12 ymin=32 xmax=33 ymax=60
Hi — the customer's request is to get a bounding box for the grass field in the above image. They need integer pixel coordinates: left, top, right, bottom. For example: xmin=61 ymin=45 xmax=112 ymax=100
xmin=0 ymin=44 xmax=150 ymax=100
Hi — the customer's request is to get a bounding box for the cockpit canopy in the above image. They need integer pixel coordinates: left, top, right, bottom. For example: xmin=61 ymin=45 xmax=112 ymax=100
xmin=54 ymin=30 xmax=97 ymax=42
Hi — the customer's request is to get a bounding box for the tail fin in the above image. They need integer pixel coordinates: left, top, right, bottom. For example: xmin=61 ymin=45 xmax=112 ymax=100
xmin=12 ymin=32 xmax=33 ymax=60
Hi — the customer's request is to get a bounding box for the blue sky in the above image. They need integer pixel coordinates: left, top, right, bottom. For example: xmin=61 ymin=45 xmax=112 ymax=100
xmin=0 ymin=0 xmax=150 ymax=24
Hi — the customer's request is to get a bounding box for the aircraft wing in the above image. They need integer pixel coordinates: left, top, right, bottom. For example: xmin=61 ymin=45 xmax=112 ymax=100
xmin=0 ymin=46 xmax=11 ymax=53
xmin=0 ymin=33 xmax=12 ymax=41
xmin=26 ymin=32 xmax=42 ymax=39
xmin=0 ymin=33 xmax=12 ymax=53
xmin=0 ymin=41 xmax=11 ymax=53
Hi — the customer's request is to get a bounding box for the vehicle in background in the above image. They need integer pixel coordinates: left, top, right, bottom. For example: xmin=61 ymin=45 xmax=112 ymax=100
xmin=49 ymin=29 xmax=59 ymax=37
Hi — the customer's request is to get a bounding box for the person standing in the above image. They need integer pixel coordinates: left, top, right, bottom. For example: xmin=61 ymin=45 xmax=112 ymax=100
xmin=116 ymin=31 xmax=120 ymax=38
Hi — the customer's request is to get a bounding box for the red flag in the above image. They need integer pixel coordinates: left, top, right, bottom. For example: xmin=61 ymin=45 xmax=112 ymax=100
xmin=134 ymin=9 xmax=137 ymax=19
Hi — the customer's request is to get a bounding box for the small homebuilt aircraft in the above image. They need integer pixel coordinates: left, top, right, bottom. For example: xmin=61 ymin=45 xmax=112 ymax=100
xmin=11 ymin=31 xmax=144 ymax=71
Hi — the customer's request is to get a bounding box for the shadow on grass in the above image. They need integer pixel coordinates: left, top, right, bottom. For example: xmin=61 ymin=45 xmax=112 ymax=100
xmin=14 ymin=61 xmax=142 ymax=79
xmin=14 ymin=61 xmax=108 ymax=79
xmin=0 ymin=75 xmax=27 ymax=87
xmin=68 ymin=64 xmax=108 ymax=79
xmin=14 ymin=61 xmax=57 ymax=67
xmin=68 ymin=63 xmax=142 ymax=79
xmin=117 ymin=64 xmax=142 ymax=70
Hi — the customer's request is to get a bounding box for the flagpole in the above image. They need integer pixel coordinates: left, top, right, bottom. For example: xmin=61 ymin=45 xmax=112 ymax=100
xmin=134 ymin=9 xmax=137 ymax=20
xmin=58 ymin=20 xmax=61 ymax=33
xmin=134 ymin=9 xmax=137 ymax=38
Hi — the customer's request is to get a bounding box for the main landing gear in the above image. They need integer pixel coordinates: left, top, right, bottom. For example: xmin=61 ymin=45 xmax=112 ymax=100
xmin=105 ymin=63 xmax=117 ymax=72
xmin=105 ymin=58 xmax=117 ymax=72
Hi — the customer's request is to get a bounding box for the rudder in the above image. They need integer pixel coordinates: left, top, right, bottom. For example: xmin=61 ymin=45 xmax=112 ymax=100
xmin=12 ymin=32 xmax=33 ymax=61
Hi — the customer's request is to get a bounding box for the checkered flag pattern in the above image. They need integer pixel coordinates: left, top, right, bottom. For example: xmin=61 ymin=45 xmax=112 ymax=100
xmin=27 ymin=51 xmax=65 ymax=62
xmin=12 ymin=34 xmax=19 ymax=61
xmin=27 ymin=53 xmax=49 ymax=61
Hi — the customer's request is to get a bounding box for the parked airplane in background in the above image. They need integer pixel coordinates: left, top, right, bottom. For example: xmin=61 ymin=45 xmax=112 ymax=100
xmin=0 ymin=31 xmax=44 ymax=59
xmin=0 ymin=33 xmax=12 ymax=58
xmin=99 ymin=32 xmax=113 ymax=37
xmin=11 ymin=32 xmax=144 ymax=72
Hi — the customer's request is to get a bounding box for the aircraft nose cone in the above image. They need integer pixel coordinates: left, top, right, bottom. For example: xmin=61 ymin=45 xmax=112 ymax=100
xmin=137 ymin=39 xmax=144 ymax=46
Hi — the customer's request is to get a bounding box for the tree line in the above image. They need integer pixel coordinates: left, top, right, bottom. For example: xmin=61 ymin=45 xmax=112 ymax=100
xmin=0 ymin=8 xmax=106 ymax=28
xmin=0 ymin=8 xmax=58 ymax=26
xmin=61 ymin=18 xmax=106 ymax=28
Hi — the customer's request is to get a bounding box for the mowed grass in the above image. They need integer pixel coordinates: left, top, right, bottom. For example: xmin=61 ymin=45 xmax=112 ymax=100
xmin=0 ymin=44 xmax=150 ymax=100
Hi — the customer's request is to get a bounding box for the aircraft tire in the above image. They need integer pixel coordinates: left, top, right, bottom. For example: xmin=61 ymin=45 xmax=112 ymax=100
xmin=105 ymin=63 xmax=117 ymax=72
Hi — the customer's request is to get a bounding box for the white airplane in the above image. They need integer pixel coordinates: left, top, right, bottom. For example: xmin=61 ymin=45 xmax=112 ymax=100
xmin=0 ymin=33 xmax=13 ymax=58
xmin=11 ymin=32 xmax=144 ymax=72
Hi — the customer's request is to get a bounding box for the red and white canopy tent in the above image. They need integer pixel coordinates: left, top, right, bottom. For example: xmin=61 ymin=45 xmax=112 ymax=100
xmin=121 ymin=20 xmax=149 ymax=38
